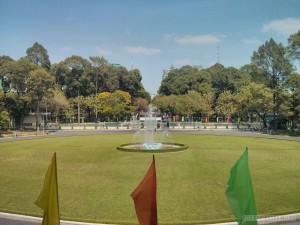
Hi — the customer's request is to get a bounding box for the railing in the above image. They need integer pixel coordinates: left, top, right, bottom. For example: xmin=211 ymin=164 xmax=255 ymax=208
xmin=51 ymin=121 xmax=264 ymax=130
xmin=6 ymin=119 xmax=265 ymax=132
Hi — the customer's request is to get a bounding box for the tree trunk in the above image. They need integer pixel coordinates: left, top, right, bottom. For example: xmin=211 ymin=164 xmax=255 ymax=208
xmin=36 ymin=99 xmax=40 ymax=132
xmin=254 ymin=110 xmax=267 ymax=128
xmin=77 ymin=101 xmax=80 ymax=124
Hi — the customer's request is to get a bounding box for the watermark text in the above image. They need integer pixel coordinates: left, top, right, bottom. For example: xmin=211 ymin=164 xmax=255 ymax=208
xmin=243 ymin=215 xmax=296 ymax=222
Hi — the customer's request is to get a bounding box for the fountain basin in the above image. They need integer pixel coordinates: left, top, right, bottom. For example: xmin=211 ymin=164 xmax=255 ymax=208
xmin=116 ymin=142 xmax=188 ymax=153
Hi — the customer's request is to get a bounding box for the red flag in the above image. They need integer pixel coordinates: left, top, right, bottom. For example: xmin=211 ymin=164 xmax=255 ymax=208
xmin=131 ymin=156 xmax=157 ymax=225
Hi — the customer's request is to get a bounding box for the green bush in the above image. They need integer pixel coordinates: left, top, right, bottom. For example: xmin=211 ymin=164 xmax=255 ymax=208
xmin=0 ymin=110 xmax=10 ymax=131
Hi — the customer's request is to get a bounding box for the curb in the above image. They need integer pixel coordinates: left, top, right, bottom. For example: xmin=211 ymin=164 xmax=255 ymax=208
xmin=0 ymin=212 xmax=115 ymax=225
xmin=213 ymin=212 xmax=300 ymax=225
xmin=1 ymin=212 xmax=299 ymax=225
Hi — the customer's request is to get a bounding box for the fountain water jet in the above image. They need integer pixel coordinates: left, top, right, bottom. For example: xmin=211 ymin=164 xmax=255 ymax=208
xmin=117 ymin=105 xmax=188 ymax=153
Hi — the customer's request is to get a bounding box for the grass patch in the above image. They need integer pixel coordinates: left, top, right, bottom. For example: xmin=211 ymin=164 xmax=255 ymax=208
xmin=0 ymin=133 xmax=299 ymax=224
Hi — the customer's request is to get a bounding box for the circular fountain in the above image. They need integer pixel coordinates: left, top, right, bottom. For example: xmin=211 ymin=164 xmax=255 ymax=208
xmin=117 ymin=105 xmax=188 ymax=153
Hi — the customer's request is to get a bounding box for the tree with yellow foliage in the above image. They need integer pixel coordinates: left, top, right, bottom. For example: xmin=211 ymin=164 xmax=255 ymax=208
xmin=96 ymin=90 xmax=135 ymax=121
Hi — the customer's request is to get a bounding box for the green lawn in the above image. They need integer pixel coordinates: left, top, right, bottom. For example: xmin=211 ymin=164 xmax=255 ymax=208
xmin=0 ymin=133 xmax=299 ymax=224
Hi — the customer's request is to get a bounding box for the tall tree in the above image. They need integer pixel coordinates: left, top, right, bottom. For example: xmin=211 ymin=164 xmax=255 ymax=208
xmin=174 ymin=92 xmax=202 ymax=118
xmin=159 ymin=65 xmax=211 ymax=95
xmin=96 ymin=90 xmax=133 ymax=121
xmin=251 ymin=38 xmax=293 ymax=89
xmin=51 ymin=62 xmax=69 ymax=91
xmin=236 ymin=83 xmax=274 ymax=128
xmin=26 ymin=42 xmax=51 ymax=70
xmin=120 ymin=69 xmax=143 ymax=98
xmin=251 ymin=38 xmax=293 ymax=129
xmin=0 ymin=89 xmax=10 ymax=131
xmin=133 ymin=97 xmax=149 ymax=113
xmin=63 ymin=56 xmax=92 ymax=98
xmin=240 ymin=64 xmax=269 ymax=86
xmin=215 ymin=91 xmax=237 ymax=119
xmin=200 ymin=92 xmax=215 ymax=119
xmin=89 ymin=56 xmax=108 ymax=95
xmin=286 ymin=73 xmax=300 ymax=128
xmin=287 ymin=30 xmax=300 ymax=62
xmin=27 ymin=68 xmax=55 ymax=131
xmin=0 ymin=59 xmax=34 ymax=128
xmin=211 ymin=67 xmax=251 ymax=95
xmin=0 ymin=56 xmax=13 ymax=91
xmin=42 ymin=87 xmax=69 ymax=124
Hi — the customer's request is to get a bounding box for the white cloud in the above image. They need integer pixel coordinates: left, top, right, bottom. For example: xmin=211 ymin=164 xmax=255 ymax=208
xmin=242 ymin=38 xmax=262 ymax=45
xmin=175 ymin=34 xmax=220 ymax=45
xmin=261 ymin=17 xmax=300 ymax=36
xmin=125 ymin=46 xmax=161 ymax=55
xmin=95 ymin=47 xmax=112 ymax=55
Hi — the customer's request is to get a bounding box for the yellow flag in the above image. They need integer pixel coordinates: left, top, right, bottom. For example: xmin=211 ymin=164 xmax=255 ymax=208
xmin=35 ymin=153 xmax=60 ymax=225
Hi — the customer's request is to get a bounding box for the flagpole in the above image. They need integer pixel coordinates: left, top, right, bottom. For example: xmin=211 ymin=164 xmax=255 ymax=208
xmin=54 ymin=152 xmax=61 ymax=224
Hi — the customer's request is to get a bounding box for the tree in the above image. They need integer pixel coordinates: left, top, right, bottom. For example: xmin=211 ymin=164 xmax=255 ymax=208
xmin=275 ymin=89 xmax=293 ymax=124
xmin=251 ymin=38 xmax=293 ymax=129
xmin=97 ymin=92 xmax=111 ymax=120
xmin=199 ymin=92 xmax=215 ymax=119
xmin=96 ymin=91 xmax=133 ymax=121
xmin=0 ymin=56 xmax=14 ymax=91
xmin=286 ymin=73 xmax=300 ymax=128
xmin=0 ymin=55 xmax=13 ymax=67
xmin=83 ymin=95 xmax=97 ymax=122
xmin=152 ymin=95 xmax=171 ymax=114
xmin=158 ymin=65 xmax=211 ymax=95
xmin=89 ymin=56 xmax=108 ymax=95
xmin=211 ymin=67 xmax=251 ymax=95
xmin=287 ymin=30 xmax=300 ymax=62
xmin=0 ymin=89 xmax=10 ymax=131
xmin=0 ymin=110 xmax=9 ymax=131
xmin=62 ymin=56 xmax=92 ymax=98
xmin=240 ymin=64 xmax=269 ymax=86
xmin=0 ymin=58 xmax=34 ymax=128
xmin=72 ymin=95 xmax=85 ymax=123
xmin=205 ymin=63 xmax=225 ymax=76
xmin=42 ymin=87 xmax=69 ymax=123
xmin=51 ymin=62 xmax=70 ymax=91
xmin=154 ymin=92 xmax=215 ymax=120
xmin=133 ymin=97 xmax=149 ymax=113
xmin=251 ymin=38 xmax=293 ymax=89
xmin=27 ymin=68 xmax=55 ymax=131
xmin=236 ymin=83 xmax=274 ymax=128
xmin=26 ymin=42 xmax=51 ymax=70
xmin=174 ymin=92 xmax=202 ymax=118
xmin=110 ymin=90 xmax=133 ymax=121
xmin=185 ymin=91 xmax=202 ymax=118
xmin=197 ymin=82 xmax=215 ymax=95
xmin=120 ymin=69 xmax=145 ymax=98
xmin=215 ymin=91 xmax=237 ymax=119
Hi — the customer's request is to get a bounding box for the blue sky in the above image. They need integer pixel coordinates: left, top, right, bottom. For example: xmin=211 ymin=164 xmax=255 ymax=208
xmin=1 ymin=0 xmax=300 ymax=95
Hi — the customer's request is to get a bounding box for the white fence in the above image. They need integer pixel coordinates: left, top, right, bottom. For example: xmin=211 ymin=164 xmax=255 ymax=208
xmin=50 ymin=122 xmax=263 ymax=131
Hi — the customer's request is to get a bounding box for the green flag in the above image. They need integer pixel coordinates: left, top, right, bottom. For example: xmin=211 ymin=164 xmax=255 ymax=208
xmin=35 ymin=152 xmax=60 ymax=225
xmin=225 ymin=148 xmax=257 ymax=225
